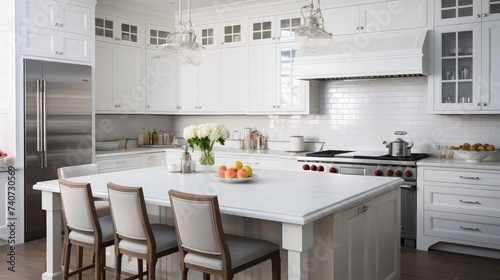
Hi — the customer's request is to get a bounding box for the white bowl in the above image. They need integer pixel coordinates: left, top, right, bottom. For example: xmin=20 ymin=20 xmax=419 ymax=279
xmin=96 ymin=141 xmax=119 ymax=151
xmin=453 ymin=150 xmax=497 ymax=162
xmin=167 ymin=164 xmax=181 ymax=172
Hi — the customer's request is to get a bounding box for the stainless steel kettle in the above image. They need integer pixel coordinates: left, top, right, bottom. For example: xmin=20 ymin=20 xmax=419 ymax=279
xmin=383 ymin=131 xmax=414 ymax=157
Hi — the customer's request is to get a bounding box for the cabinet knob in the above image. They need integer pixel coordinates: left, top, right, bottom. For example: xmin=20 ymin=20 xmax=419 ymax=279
xmin=147 ymin=105 xmax=150 ymax=108
xmin=359 ymin=26 xmax=364 ymax=30
xmin=475 ymin=102 xmax=481 ymax=106
xmin=357 ymin=205 xmax=369 ymax=214
xmin=115 ymin=104 xmax=121 ymax=108
xmin=114 ymin=37 xmax=121 ymax=41
xmin=476 ymin=14 xmax=482 ymax=18
xmin=59 ymin=23 xmax=64 ymax=27
xmin=483 ymin=102 xmax=488 ymax=106
xmin=221 ymin=42 xmax=225 ymax=45
xmin=54 ymin=51 xmax=59 ymax=55
xmin=59 ymin=52 xmax=63 ymax=55
xmin=176 ymin=105 xmax=182 ymax=109
xmin=483 ymin=13 xmax=489 ymax=17
xmin=54 ymin=23 xmax=59 ymax=27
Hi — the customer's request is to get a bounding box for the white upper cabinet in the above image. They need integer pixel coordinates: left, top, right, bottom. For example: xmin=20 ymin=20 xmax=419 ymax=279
xmin=145 ymin=49 xmax=179 ymax=113
xmin=248 ymin=44 xmax=277 ymax=113
xmin=95 ymin=14 xmax=143 ymax=47
xmin=177 ymin=48 xmax=220 ymax=113
xmin=95 ymin=42 xmax=144 ymax=113
xmin=146 ymin=24 xmax=173 ymax=49
xmin=480 ymin=21 xmax=500 ymax=111
xmin=323 ymin=0 xmax=427 ymax=36
xmin=248 ymin=13 xmax=302 ymax=45
xmin=21 ymin=0 xmax=91 ymax=35
xmin=20 ymin=0 xmax=92 ymax=62
xmin=198 ymin=23 xmax=219 ymax=49
xmin=219 ymin=46 xmax=249 ymax=114
xmin=220 ymin=20 xmax=246 ymax=48
xmin=435 ymin=0 xmax=500 ymax=26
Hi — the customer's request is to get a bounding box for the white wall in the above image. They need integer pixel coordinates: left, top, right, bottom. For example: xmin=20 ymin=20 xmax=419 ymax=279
xmin=173 ymin=77 xmax=500 ymax=153
xmin=95 ymin=114 xmax=174 ymax=141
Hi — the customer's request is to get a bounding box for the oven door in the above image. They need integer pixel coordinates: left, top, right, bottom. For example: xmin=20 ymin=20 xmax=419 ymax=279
xmin=400 ymin=182 xmax=417 ymax=242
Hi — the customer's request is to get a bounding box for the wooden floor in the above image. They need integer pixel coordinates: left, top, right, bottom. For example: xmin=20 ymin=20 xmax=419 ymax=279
xmin=1 ymin=238 xmax=499 ymax=279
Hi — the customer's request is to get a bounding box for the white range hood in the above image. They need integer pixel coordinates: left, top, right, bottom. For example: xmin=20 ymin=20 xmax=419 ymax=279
xmin=293 ymin=30 xmax=429 ymax=80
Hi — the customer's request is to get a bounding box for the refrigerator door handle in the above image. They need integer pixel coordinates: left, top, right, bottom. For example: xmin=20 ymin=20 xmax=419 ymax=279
xmin=36 ymin=80 xmax=47 ymax=168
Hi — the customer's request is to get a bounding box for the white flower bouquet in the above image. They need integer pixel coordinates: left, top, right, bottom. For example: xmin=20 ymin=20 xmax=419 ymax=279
xmin=183 ymin=123 xmax=230 ymax=165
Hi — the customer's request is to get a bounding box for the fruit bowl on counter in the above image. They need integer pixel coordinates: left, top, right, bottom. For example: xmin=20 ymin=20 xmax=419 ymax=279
xmin=452 ymin=150 xmax=497 ymax=162
xmin=451 ymin=142 xmax=497 ymax=162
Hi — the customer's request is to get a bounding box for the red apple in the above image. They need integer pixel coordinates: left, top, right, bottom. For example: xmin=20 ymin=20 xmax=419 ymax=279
xmin=217 ymin=165 xmax=227 ymax=178
xmin=225 ymin=168 xmax=237 ymax=179
xmin=236 ymin=169 xmax=248 ymax=179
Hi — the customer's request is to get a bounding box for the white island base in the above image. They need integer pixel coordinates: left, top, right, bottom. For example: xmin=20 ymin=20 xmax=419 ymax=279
xmin=34 ymin=167 xmax=402 ymax=280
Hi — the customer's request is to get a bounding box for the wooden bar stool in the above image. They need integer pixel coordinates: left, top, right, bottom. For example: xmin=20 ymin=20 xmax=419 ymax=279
xmin=107 ymin=183 xmax=179 ymax=280
xmin=168 ymin=190 xmax=281 ymax=280
xmin=59 ymin=179 xmax=115 ymax=280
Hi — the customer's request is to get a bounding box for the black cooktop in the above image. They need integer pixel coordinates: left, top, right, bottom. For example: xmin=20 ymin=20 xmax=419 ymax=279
xmin=352 ymin=153 xmax=430 ymax=161
xmin=306 ymin=150 xmax=430 ymax=161
xmin=305 ymin=150 xmax=354 ymax=158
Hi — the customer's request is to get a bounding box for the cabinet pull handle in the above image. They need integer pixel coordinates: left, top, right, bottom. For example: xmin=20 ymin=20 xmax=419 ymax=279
xmin=459 ymin=199 xmax=481 ymax=205
xmin=114 ymin=37 xmax=121 ymax=41
xmin=459 ymin=226 xmax=480 ymax=231
xmin=245 ymin=162 xmax=259 ymax=165
xmin=115 ymin=161 xmax=126 ymax=164
xmin=357 ymin=205 xmax=369 ymax=214
xmin=459 ymin=176 xmax=480 ymax=180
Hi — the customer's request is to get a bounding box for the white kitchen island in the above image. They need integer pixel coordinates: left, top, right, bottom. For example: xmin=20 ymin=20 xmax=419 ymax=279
xmin=33 ymin=167 xmax=403 ymax=280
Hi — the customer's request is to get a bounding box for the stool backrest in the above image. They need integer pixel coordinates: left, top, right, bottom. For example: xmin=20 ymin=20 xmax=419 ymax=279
xmin=58 ymin=163 xmax=99 ymax=179
xmin=59 ymin=179 xmax=98 ymax=233
xmin=107 ymin=183 xmax=151 ymax=242
xmin=169 ymin=190 xmax=230 ymax=266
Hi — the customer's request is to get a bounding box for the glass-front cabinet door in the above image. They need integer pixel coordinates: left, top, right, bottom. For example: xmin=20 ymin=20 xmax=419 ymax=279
xmin=198 ymin=24 xmax=219 ymax=49
xmin=436 ymin=0 xmax=500 ymax=25
xmin=483 ymin=0 xmax=500 ymax=21
xmin=434 ymin=24 xmax=481 ymax=111
xmin=277 ymin=42 xmax=308 ymax=113
xmin=275 ymin=14 xmax=302 ymax=41
xmin=220 ymin=20 xmax=246 ymax=48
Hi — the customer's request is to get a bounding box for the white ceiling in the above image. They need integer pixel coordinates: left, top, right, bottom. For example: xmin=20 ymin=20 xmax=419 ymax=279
xmin=97 ymin=0 xmax=272 ymax=13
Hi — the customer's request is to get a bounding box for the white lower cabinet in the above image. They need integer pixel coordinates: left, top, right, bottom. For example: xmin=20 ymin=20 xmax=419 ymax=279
xmin=96 ymin=151 xmax=166 ymax=173
xmin=417 ymin=165 xmax=500 ymax=256
xmin=141 ymin=152 xmax=166 ymax=168
xmin=333 ymin=188 xmax=400 ymax=280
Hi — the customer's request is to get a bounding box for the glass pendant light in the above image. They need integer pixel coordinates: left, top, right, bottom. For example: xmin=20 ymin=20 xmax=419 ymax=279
xmin=152 ymin=0 xmax=204 ymax=66
xmin=295 ymin=0 xmax=332 ymax=50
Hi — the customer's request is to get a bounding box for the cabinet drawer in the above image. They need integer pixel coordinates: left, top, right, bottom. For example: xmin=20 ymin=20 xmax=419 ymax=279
xmin=96 ymin=155 xmax=142 ymax=172
xmin=424 ymin=185 xmax=500 ymax=217
xmin=424 ymin=210 xmax=500 ymax=246
xmin=423 ymin=168 xmax=500 ymax=187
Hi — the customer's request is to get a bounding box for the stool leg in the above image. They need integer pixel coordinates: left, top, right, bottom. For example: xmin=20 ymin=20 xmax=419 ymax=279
xmin=114 ymin=253 xmax=122 ymax=280
xmin=137 ymin=259 xmax=143 ymax=280
xmin=77 ymin=246 xmax=83 ymax=280
xmin=63 ymin=243 xmax=72 ymax=280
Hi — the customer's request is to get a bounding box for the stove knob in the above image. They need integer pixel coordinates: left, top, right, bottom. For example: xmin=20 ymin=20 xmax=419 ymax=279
xmin=318 ymin=165 xmax=325 ymax=172
xmin=375 ymin=169 xmax=383 ymax=176
xmin=404 ymin=169 xmax=413 ymax=177
xmin=394 ymin=170 xmax=403 ymax=177
xmin=329 ymin=167 xmax=337 ymax=173
xmin=302 ymin=164 xmax=310 ymax=171
xmin=311 ymin=165 xmax=318 ymax=171
xmin=386 ymin=169 xmax=394 ymax=176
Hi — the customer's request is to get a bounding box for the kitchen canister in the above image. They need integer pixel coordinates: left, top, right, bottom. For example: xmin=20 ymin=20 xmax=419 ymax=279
xmin=289 ymin=135 xmax=304 ymax=152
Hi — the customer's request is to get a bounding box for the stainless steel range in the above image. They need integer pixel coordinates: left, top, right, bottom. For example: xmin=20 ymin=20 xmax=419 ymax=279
xmin=297 ymin=150 xmax=430 ymax=244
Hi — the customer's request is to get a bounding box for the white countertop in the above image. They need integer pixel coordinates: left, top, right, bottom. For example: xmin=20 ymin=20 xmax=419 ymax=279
xmin=33 ymin=167 xmax=403 ymax=225
xmin=96 ymin=146 xmax=307 ymax=160
xmin=417 ymin=157 xmax=500 ymax=170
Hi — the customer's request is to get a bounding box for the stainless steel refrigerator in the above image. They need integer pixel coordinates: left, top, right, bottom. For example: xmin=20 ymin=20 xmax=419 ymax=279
xmin=24 ymin=59 xmax=92 ymax=241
